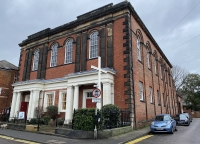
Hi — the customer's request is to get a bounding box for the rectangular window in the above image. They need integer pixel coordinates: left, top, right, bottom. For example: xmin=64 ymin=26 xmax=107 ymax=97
xmin=139 ymin=82 xmax=144 ymax=101
xmin=147 ymin=50 xmax=150 ymax=69
xmin=160 ymin=65 xmax=162 ymax=79
xmin=163 ymin=93 xmax=165 ymax=107
xmin=47 ymin=94 xmax=53 ymax=106
xmin=157 ymin=90 xmax=160 ymax=105
xmin=62 ymin=93 xmax=67 ymax=110
xmin=149 ymin=87 xmax=153 ymax=103
xmin=137 ymin=39 xmax=141 ymax=61
xmin=86 ymin=92 xmax=93 ymax=98
xmin=154 ymin=59 xmax=157 ymax=74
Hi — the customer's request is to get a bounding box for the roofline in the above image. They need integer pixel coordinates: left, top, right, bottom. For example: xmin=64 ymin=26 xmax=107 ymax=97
xmin=18 ymin=1 xmax=172 ymax=67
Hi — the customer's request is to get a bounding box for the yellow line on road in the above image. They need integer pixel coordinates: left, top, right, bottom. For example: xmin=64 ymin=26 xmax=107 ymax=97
xmin=125 ymin=135 xmax=153 ymax=144
xmin=0 ymin=135 xmax=40 ymax=144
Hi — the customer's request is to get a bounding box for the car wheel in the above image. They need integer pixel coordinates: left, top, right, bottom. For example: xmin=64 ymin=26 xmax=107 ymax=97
xmin=175 ymin=126 xmax=177 ymax=131
xmin=171 ymin=127 xmax=174 ymax=134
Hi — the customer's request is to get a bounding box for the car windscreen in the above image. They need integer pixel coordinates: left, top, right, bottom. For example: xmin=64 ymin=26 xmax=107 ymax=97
xmin=180 ymin=114 xmax=187 ymax=119
xmin=155 ymin=116 xmax=164 ymax=121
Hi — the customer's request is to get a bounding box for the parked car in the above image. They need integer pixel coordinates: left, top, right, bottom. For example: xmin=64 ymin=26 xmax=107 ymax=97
xmin=174 ymin=114 xmax=190 ymax=126
xmin=182 ymin=112 xmax=193 ymax=122
xmin=150 ymin=114 xmax=177 ymax=134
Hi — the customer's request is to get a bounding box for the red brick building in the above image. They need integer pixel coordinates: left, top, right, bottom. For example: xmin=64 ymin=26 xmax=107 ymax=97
xmin=0 ymin=60 xmax=18 ymax=121
xmin=10 ymin=1 xmax=180 ymax=128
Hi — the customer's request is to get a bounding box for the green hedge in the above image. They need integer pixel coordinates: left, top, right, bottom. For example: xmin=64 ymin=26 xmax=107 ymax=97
xmin=73 ymin=108 xmax=101 ymax=131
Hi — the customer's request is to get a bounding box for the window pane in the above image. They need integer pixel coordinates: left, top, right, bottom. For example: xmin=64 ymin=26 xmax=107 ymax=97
xmin=62 ymin=93 xmax=66 ymax=110
xmin=65 ymin=39 xmax=73 ymax=63
xmin=33 ymin=49 xmax=39 ymax=71
xmin=51 ymin=43 xmax=58 ymax=67
xmin=139 ymin=82 xmax=143 ymax=100
xmin=90 ymin=32 xmax=98 ymax=58
xmin=137 ymin=39 xmax=141 ymax=61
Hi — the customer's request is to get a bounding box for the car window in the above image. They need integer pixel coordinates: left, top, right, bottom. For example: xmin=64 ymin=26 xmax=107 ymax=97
xmin=164 ymin=116 xmax=170 ymax=121
xmin=155 ymin=116 xmax=164 ymax=121
xmin=180 ymin=114 xmax=187 ymax=119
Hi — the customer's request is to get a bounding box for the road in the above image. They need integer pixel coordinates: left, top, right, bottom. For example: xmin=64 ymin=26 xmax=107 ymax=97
xmin=131 ymin=118 xmax=200 ymax=144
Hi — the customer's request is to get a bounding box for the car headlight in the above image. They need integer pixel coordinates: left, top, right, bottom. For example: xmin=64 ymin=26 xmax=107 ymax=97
xmin=151 ymin=122 xmax=154 ymax=125
xmin=166 ymin=121 xmax=170 ymax=125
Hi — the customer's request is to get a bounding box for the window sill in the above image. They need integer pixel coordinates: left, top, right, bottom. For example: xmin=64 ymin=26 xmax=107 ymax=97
xmin=89 ymin=57 xmax=98 ymax=60
xmin=140 ymin=100 xmax=145 ymax=103
xmin=158 ymin=104 xmax=161 ymax=106
xmin=148 ymin=68 xmax=152 ymax=71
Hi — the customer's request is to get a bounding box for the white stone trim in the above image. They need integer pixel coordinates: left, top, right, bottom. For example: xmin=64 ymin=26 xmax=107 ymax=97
xmin=58 ymin=90 xmax=67 ymax=113
xmin=43 ymin=91 xmax=56 ymax=112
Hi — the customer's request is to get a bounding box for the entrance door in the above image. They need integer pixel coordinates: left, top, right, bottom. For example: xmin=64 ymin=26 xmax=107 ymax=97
xmin=20 ymin=102 xmax=28 ymax=118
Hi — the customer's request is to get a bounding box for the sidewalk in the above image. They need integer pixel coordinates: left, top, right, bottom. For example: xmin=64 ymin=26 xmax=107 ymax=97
xmin=0 ymin=127 xmax=150 ymax=144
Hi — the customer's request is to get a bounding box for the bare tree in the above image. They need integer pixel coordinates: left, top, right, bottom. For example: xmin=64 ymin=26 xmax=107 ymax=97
xmin=34 ymin=106 xmax=43 ymax=118
xmin=171 ymin=64 xmax=189 ymax=92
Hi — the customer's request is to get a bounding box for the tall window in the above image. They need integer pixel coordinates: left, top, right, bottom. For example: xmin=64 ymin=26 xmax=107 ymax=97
xmin=90 ymin=31 xmax=98 ymax=58
xmin=13 ymin=74 xmax=17 ymax=83
xmin=65 ymin=39 xmax=73 ymax=64
xmin=160 ymin=65 xmax=162 ymax=79
xmin=137 ymin=38 xmax=141 ymax=61
xmin=139 ymin=82 xmax=144 ymax=101
xmin=62 ymin=93 xmax=67 ymax=110
xmin=47 ymin=94 xmax=53 ymax=106
xmin=147 ymin=48 xmax=150 ymax=68
xmin=149 ymin=87 xmax=153 ymax=103
xmin=163 ymin=93 xmax=165 ymax=107
xmin=154 ymin=58 xmax=157 ymax=74
xmin=157 ymin=90 xmax=160 ymax=105
xmin=50 ymin=43 xmax=58 ymax=67
xmin=32 ymin=49 xmax=39 ymax=71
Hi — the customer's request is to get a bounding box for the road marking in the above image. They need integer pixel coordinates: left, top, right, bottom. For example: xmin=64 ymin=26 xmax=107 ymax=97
xmin=0 ymin=135 xmax=40 ymax=144
xmin=125 ymin=135 xmax=153 ymax=144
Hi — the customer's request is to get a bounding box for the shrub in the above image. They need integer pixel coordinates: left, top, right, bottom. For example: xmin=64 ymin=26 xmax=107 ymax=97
xmin=46 ymin=105 xmax=58 ymax=120
xmin=73 ymin=108 xmax=101 ymax=131
xmin=57 ymin=118 xmax=64 ymax=126
xmin=30 ymin=118 xmax=37 ymax=124
xmin=101 ymin=104 xmax=121 ymax=129
xmin=43 ymin=116 xmax=51 ymax=125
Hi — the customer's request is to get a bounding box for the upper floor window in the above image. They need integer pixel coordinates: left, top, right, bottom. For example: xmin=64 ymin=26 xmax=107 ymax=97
xmin=147 ymin=48 xmax=150 ymax=68
xmin=154 ymin=58 xmax=157 ymax=74
xmin=139 ymin=81 xmax=144 ymax=101
xmin=89 ymin=31 xmax=98 ymax=59
xmin=160 ymin=65 xmax=162 ymax=79
xmin=32 ymin=49 xmax=39 ymax=71
xmin=13 ymin=74 xmax=18 ymax=83
xmin=50 ymin=43 xmax=58 ymax=67
xmin=137 ymin=38 xmax=141 ymax=61
xmin=149 ymin=87 xmax=153 ymax=103
xmin=157 ymin=90 xmax=160 ymax=105
xmin=65 ymin=39 xmax=73 ymax=64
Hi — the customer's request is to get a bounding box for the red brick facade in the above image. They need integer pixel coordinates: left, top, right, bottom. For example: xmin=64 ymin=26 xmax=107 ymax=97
xmin=15 ymin=2 xmax=180 ymax=128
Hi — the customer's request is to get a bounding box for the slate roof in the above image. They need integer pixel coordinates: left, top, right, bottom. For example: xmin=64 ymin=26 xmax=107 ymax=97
xmin=0 ymin=60 xmax=18 ymax=70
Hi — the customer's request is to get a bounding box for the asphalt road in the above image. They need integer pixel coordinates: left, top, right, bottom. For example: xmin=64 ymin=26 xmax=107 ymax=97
xmin=136 ymin=118 xmax=200 ymax=144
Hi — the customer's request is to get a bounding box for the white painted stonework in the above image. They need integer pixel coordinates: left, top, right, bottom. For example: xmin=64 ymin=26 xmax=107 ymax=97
xmin=9 ymin=68 xmax=116 ymax=123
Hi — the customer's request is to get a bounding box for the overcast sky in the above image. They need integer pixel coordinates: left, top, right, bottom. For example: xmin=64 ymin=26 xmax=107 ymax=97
xmin=0 ymin=0 xmax=200 ymax=74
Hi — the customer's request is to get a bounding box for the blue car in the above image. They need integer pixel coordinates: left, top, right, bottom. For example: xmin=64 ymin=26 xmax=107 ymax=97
xmin=150 ymin=114 xmax=177 ymax=134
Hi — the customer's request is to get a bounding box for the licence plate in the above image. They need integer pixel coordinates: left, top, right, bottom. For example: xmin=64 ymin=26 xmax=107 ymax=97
xmin=156 ymin=128 xmax=163 ymax=130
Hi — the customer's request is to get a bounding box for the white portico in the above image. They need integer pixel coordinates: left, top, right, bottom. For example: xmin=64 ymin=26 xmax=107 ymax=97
xmin=64 ymin=67 xmax=116 ymax=124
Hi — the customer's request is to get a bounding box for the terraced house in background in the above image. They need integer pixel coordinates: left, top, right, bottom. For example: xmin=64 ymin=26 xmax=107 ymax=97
xmin=9 ymin=1 xmax=182 ymax=128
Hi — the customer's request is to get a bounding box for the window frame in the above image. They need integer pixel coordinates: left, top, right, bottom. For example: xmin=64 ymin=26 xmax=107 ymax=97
xmin=43 ymin=91 xmax=55 ymax=112
xmin=50 ymin=43 xmax=58 ymax=67
xmin=157 ymin=90 xmax=160 ymax=105
xmin=137 ymin=38 xmax=141 ymax=61
xmin=139 ymin=81 xmax=144 ymax=101
xmin=147 ymin=48 xmax=151 ymax=69
xmin=65 ymin=39 xmax=73 ymax=64
xmin=32 ymin=49 xmax=39 ymax=71
xmin=149 ymin=87 xmax=153 ymax=103
xmin=89 ymin=31 xmax=98 ymax=59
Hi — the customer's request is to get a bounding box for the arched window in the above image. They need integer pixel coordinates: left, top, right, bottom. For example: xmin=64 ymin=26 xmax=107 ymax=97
xmin=65 ymin=39 xmax=73 ymax=64
xmin=137 ymin=37 xmax=141 ymax=61
xmin=50 ymin=43 xmax=58 ymax=67
xmin=32 ymin=49 xmax=39 ymax=71
xmin=89 ymin=31 xmax=98 ymax=59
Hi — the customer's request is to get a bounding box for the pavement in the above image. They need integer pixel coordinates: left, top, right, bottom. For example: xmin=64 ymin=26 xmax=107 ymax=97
xmin=0 ymin=126 xmax=150 ymax=144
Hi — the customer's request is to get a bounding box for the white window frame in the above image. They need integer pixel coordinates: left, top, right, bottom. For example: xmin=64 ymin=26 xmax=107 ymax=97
xmin=50 ymin=43 xmax=58 ymax=67
xmin=43 ymin=91 xmax=55 ymax=112
xmin=89 ymin=31 xmax=98 ymax=59
xmin=160 ymin=65 xmax=162 ymax=79
xmin=139 ymin=82 xmax=144 ymax=101
xmin=65 ymin=39 xmax=73 ymax=64
xmin=147 ymin=49 xmax=150 ymax=69
xmin=154 ymin=58 xmax=157 ymax=74
xmin=32 ymin=49 xmax=39 ymax=71
xmin=137 ymin=38 xmax=141 ymax=61
xmin=149 ymin=87 xmax=153 ymax=103
xmin=58 ymin=90 xmax=67 ymax=112
xmin=82 ymin=89 xmax=93 ymax=108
